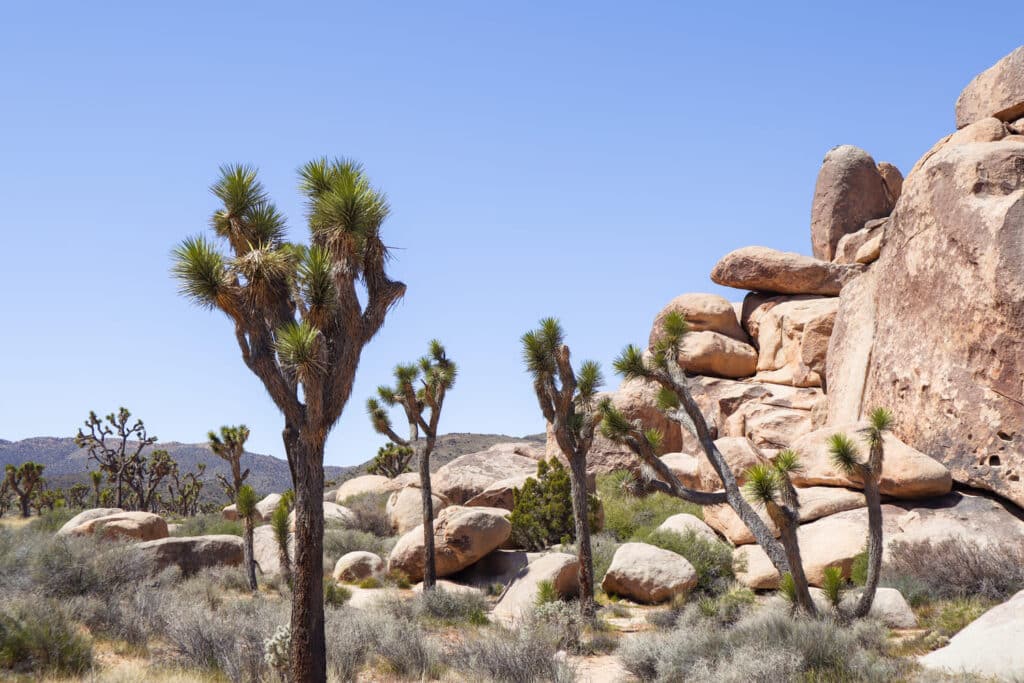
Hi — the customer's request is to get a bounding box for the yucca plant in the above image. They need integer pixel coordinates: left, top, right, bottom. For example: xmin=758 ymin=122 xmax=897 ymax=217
xmin=828 ymin=407 xmax=893 ymax=618
xmin=742 ymin=453 xmax=817 ymax=616
xmin=89 ymin=470 xmax=103 ymax=507
xmin=4 ymin=462 xmax=45 ymax=518
xmin=520 ymin=318 xmax=601 ymax=617
xmin=366 ymin=442 xmax=415 ymax=479
xmin=366 ymin=340 xmax=456 ymax=591
xmin=272 ymin=490 xmax=295 ymax=589
xmin=822 ymin=566 xmax=845 ymax=608
xmin=209 ymin=425 xmax=251 ymax=503
xmin=235 ymin=484 xmax=259 ymax=591
xmin=172 ymin=159 xmax=405 ymax=682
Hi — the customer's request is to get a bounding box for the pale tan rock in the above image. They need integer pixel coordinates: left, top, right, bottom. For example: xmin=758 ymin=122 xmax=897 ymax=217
xmin=810 ymin=145 xmax=894 ymax=260
xmin=920 ymin=588 xmax=1024 ymax=678
xmin=656 ymin=513 xmax=719 ymax=544
xmin=434 ymin=445 xmax=540 ymax=504
xmin=288 ymin=501 xmax=355 ymax=532
xmin=949 ymin=116 xmax=1008 ymax=146
xmin=336 ymin=475 xmax=404 ymax=504
xmin=253 ymin=524 xmax=291 ymax=576
xmin=704 ymin=486 xmax=865 ymax=545
xmin=57 ymin=508 xmax=123 ymax=536
xmin=411 ymin=579 xmax=484 ymax=596
xmin=956 ymin=46 xmax=1024 ymax=128
xmin=743 ymin=295 xmax=838 ymax=388
xmin=387 ymin=486 xmax=449 ymax=534
xmin=825 ymin=270 xmax=877 ymax=425
xmin=675 ymin=330 xmax=757 ymax=379
xmin=840 ymin=587 xmax=917 ymax=628
xmin=877 ymin=162 xmax=904 ymax=206
xmin=649 ymin=293 xmax=748 ymax=345
xmin=332 ymin=551 xmax=385 ymax=583
xmin=853 ymin=232 xmax=882 ymax=263
xmin=888 ymin=491 xmax=1024 ymax=551
xmin=222 ymin=504 xmax=238 ymax=521
xmin=660 ymin=452 xmax=701 ymax=489
xmin=711 ymin=246 xmax=864 ymax=296
xmin=135 ymin=535 xmax=243 ymax=575
xmin=387 ymin=506 xmax=512 ymax=582
xmin=255 ymin=493 xmax=282 ymax=522
xmin=492 ymin=553 xmax=579 ymax=623
xmin=601 ymin=542 xmax=698 ymax=603
xmin=71 ymin=511 xmax=168 ymax=542
xmin=834 ymin=219 xmax=886 ymax=264
xmin=323 ymin=489 xmax=338 ymax=502
xmin=697 ymin=437 xmax=767 ymax=490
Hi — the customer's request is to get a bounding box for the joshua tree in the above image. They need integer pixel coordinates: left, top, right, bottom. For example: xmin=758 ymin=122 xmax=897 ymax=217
xmin=172 ymin=159 xmax=404 ymax=681
xmin=5 ymin=462 xmax=45 ymax=518
xmin=828 ymin=407 xmax=893 ymax=618
xmin=66 ymin=483 xmax=90 ymax=509
xmin=521 ymin=318 xmax=602 ymax=617
xmin=209 ymin=425 xmax=251 ymax=502
xmin=167 ymin=463 xmax=206 ymax=516
xmin=0 ymin=478 xmax=11 ymax=517
xmin=236 ymin=484 xmax=259 ymax=591
xmin=602 ymin=311 xmax=815 ymax=612
xmin=743 ymin=452 xmax=817 ymax=616
xmin=76 ymin=408 xmax=158 ymax=509
xmin=89 ymin=470 xmax=103 ymax=507
xmin=366 ymin=442 xmax=415 ymax=479
xmin=126 ymin=449 xmax=178 ymax=512
xmin=366 ymin=340 xmax=456 ymax=591
xmin=272 ymin=490 xmax=295 ymax=588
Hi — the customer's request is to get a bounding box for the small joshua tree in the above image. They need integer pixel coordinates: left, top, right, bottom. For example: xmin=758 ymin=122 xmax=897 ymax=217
xmin=167 ymin=463 xmax=206 ymax=516
xmin=76 ymin=408 xmax=158 ymax=510
xmin=89 ymin=470 xmax=103 ymax=507
xmin=828 ymin=407 xmax=893 ymax=618
xmin=126 ymin=449 xmax=177 ymax=512
xmin=366 ymin=340 xmax=456 ymax=591
xmin=743 ymin=451 xmax=817 ymax=616
xmin=366 ymin=442 xmax=415 ymax=479
xmin=66 ymin=483 xmax=89 ymax=509
xmin=236 ymin=484 xmax=259 ymax=591
xmin=0 ymin=478 xmax=11 ymax=517
xmin=209 ymin=425 xmax=251 ymax=502
xmin=5 ymin=462 xmax=45 ymax=518
xmin=272 ymin=490 xmax=295 ymax=588
xmin=521 ymin=318 xmax=602 ymax=617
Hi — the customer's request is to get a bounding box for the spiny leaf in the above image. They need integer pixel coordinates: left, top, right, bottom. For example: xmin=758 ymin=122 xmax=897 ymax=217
xmin=827 ymin=433 xmax=861 ymax=474
xmin=743 ymin=463 xmax=781 ymax=506
xmin=171 ymin=235 xmax=231 ymax=310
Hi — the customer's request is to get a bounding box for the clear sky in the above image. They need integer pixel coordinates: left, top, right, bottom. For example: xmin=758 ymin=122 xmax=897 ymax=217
xmin=0 ymin=2 xmax=1019 ymax=466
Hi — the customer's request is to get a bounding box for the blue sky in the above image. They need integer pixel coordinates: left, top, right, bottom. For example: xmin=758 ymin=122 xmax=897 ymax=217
xmin=1 ymin=2 xmax=1020 ymax=466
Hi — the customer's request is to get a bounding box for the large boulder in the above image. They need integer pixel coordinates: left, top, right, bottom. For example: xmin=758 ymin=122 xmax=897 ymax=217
xmin=711 ymin=246 xmax=864 ymax=296
xmin=790 ymin=423 xmax=952 ymax=498
xmin=222 ymin=504 xmax=238 ymax=521
xmin=829 ymin=139 xmax=1024 ymax=508
xmin=955 ymin=46 xmax=1024 ymax=128
xmin=449 ymin=549 xmax=531 ymax=587
xmin=433 ymin=444 xmax=540 ymax=504
xmin=465 ymin=474 xmax=529 ymax=510
xmin=56 ymin=508 xmax=124 ymax=536
xmin=704 ymin=486 xmax=865 ymax=545
xmin=387 ymin=506 xmax=512 ymax=582
xmin=650 ymin=293 xmax=749 ymax=344
xmin=809 ymin=145 xmax=894 ymax=260
xmin=660 ymin=452 xmax=701 ymax=489
xmin=877 ymin=163 xmax=904 ymax=206
xmin=697 ymin=437 xmax=768 ymax=491
xmin=601 ymin=542 xmax=698 ymax=603
xmin=253 ymin=524 xmax=292 ymax=576
xmin=742 ymin=294 xmax=838 ymax=388
xmin=134 ymin=535 xmax=243 ymax=575
xmin=656 ymin=513 xmax=719 ymax=544
xmin=386 ymin=486 xmax=449 ymax=534
xmin=920 ymin=589 xmax=1024 ymax=679
xmin=288 ymin=502 xmax=355 ymax=532
xmin=885 ymin=490 xmax=1024 ymax=551
xmin=675 ymin=331 xmax=757 ymax=379
xmin=332 ymin=551 xmax=385 ymax=583
xmin=492 ymin=553 xmax=580 ymax=623
xmin=70 ymin=511 xmax=168 ymax=542
xmin=839 ymin=587 xmax=917 ymax=629
xmin=336 ymin=475 xmax=406 ymax=504
xmin=255 ymin=493 xmax=282 ymax=522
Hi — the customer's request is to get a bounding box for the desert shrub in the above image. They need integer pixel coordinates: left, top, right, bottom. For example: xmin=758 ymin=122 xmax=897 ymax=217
xmin=598 ymin=470 xmax=701 ymax=541
xmin=374 ymin=612 xmax=437 ymax=678
xmin=322 ymin=528 xmax=395 ymax=565
xmin=171 ymin=513 xmax=242 ymax=537
xmin=697 ymin=584 xmax=756 ymax=625
xmin=778 ymin=572 xmax=797 ymax=604
xmin=71 ymin=587 xmax=169 ymax=647
xmin=822 ymin=565 xmax=845 ymax=607
xmin=341 ymin=491 xmax=391 ymax=536
xmin=324 ymin=581 xmax=351 ymax=607
xmin=356 ymin=576 xmax=381 ymax=589
xmin=323 ymin=605 xmax=437 ymax=680
xmin=528 ymin=600 xmax=584 ymax=653
xmin=509 ymin=458 xmax=600 ymax=550
xmin=452 ymin=624 xmax=575 ymax=683
xmin=31 ymin=506 xmax=77 ymax=533
xmin=851 ymin=547 xmax=869 ymax=586
xmin=644 ymin=528 xmax=734 ymax=596
xmin=884 ymin=537 xmax=1024 ymax=602
xmin=325 ymin=608 xmax=375 ymax=682
xmin=418 ymin=587 xmax=489 ymax=625
xmin=620 ymin=608 xmax=900 ymax=682
xmin=535 ymin=579 xmax=558 ymax=606
xmin=919 ymin=596 xmax=995 ymax=637
xmin=0 ymin=598 xmax=93 ymax=675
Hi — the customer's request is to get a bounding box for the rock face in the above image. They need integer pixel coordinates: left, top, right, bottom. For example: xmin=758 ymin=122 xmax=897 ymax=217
xmin=675 ymin=331 xmax=757 ymax=379
xmin=465 ymin=474 xmax=530 ymax=510
xmin=955 ymin=46 xmax=1024 ymax=128
xmin=656 ymin=513 xmax=719 ymax=544
xmin=135 ymin=535 xmax=243 ymax=575
xmin=834 ymin=219 xmax=887 ymax=265
xmin=492 ymin=553 xmax=580 ymax=623
xmin=809 ymin=145 xmax=894 ymax=261
xmin=387 ymin=486 xmax=449 ymax=534
xmin=830 ymin=139 xmax=1024 ymax=507
xmin=840 ymin=588 xmax=917 ymax=629
xmin=289 ymin=502 xmax=355 ymax=531
xmin=57 ymin=508 xmax=124 ymax=536
xmin=332 ymin=551 xmax=385 ymax=583
xmin=877 ymin=163 xmax=904 ymax=206
xmin=697 ymin=437 xmax=767 ymax=490
xmin=336 ymin=475 xmax=405 ymax=504
xmin=222 ymin=504 xmax=238 ymax=521
xmin=711 ymin=246 xmax=864 ymax=296
xmin=433 ymin=445 xmax=540 ymax=505
xmin=791 ymin=423 xmax=952 ymax=498
xmin=704 ymin=485 xmax=865 ymax=545
xmin=255 ymin=493 xmax=282 ymax=522
xmin=920 ymin=588 xmax=1024 ymax=679
xmin=601 ymin=542 xmax=698 ymax=603
xmin=70 ymin=511 xmax=168 ymax=542
xmin=743 ymin=294 xmax=838 ymax=388
xmin=661 ymin=452 xmax=701 ymax=489
xmin=387 ymin=506 xmax=512 ymax=582
xmin=253 ymin=524 xmax=291 ymax=576
xmin=650 ymin=293 xmax=749 ymax=344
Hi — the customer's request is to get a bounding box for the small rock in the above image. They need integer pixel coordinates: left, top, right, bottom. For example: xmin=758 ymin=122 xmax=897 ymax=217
xmin=332 ymin=551 xmax=385 ymax=583
xmin=601 ymin=542 xmax=698 ymax=603
xmin=711 ymin=246 xmax=864 ymax=296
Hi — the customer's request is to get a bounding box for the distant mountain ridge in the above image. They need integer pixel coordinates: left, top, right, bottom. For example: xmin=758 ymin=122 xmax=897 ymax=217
xmin=0 ymin=432 xmax=546 ymax=497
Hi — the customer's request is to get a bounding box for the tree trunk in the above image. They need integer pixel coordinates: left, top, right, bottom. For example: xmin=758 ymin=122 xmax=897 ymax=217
xmin=244 ymin=518 xmax=258 ymax=592
xmin=418 ymin=447 xmax=437 ymax=590
xmin=19 ymin=496 xmax=30 ymax=518
xmin=853 ymin=475 xmax=883 ymax=618
xmin=567 ymin=452 xmax=595 ymax=618
xmin=778 ymin=520 xmax=816 ymax=616
xmin=288 ymin=436 xmax=326 ymax=683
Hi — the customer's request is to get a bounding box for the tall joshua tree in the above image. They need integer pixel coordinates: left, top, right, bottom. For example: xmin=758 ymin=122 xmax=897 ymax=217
xmin=172 ymin=159 xmax=404 ymax=682
xmin=602 ymin=311 xmax=818 ymax=614
xmin=5 ymin=462 xmax=45 ymax=518
xmin=209 ymin=425 xmax=251 ymax=502
xmin=76 ymin=408 xmax=157 ymax=509
xmin=521 ymin=318 xmax=602 ymax=617
xmin=236 ymin=484 xmax=259 ymax=591
xmin=828 ymin=407 xmax=892 ymax=618
xmin=367 ymin=340 xmax=456 ymax=591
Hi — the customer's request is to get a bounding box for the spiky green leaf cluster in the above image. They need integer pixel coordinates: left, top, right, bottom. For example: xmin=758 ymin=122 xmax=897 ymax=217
xmin=743 ymin=462 xmax=782 ymax=506
xmin=612 ymin=344 xmax=648 ymax=379
xmin=827 ymin=433 xmax=861 ymax=474
xmin=275 ymin=321 xmax=323 ymax=383
xmin=521 ymin=317 xmax=564 ymax=377
xmin=209 ymin=164 xmax=287 ymax=248
xmin=867 ymin=407 xmax=893 ymax=447
xmin=576 ymin=360 xmax=603 ymax=405
xmin=235 ymin=484 xmax=258 ymax=518
xmin=171 ymin=236 xmax=231 ymax=309
xmin=773 ymin=449 xmax=803 ymax=476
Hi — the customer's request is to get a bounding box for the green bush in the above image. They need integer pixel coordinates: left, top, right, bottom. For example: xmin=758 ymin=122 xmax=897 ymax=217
xmin=324 ymin=581 xmax=352 ymax=607
xmin=822 ymin=566 xmax=845 ymax=608
xmin=171 ymin=513 xmax=243 ymax=537
xmin=0 ymin=599 xmax=93 ymax=675
xmin=30 ymin=507 xmax=77 ymax=533
xmin=851 ymin=547 xmax=869 ymax=587
xmin=509 ymin=458 xmax=600 ymax=551
xmin=535 ymin=579 xmax=558 ymax=606
xmin=644 ymin=528 xmax=733 ymax=596
xmin=598 ymin=470 xmax=701 ymax=541
xmin=322 ymin=528 xmax=396 ymax=565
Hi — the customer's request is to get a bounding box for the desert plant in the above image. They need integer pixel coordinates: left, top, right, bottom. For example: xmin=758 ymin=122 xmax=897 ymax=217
xmin=75 ymin=408 xmax=158 ymax=510
xmin=521 ymin=318 xmax=602 ymax=617
xmin=165 ymin=462 xmax=206 ymax=516
xmin=417 ymin=586 xmax=489 ymax=625
xmin=510 ymin=457 xmax=600 ymax=551
xmin=884 ymin=536 xmax=1024 ymax=603
xmin=340 ymin=491 xmax=391 ymax=536
xmin=171 ymin=513 xmax=243 ymax=537
xmin=271 ymin=490 xmax=294 ymax=588
xmin=0 ymin=478 xmax=11 ymax=518
xmin=0 ymin=598 xmax=93 ymax=675
xmin=366 ymin=339 xmax=456 ymax=592
xmin=208 ymin=425 xmax=251 ymax=503
xmin=452 ymin=624 xmax=575 ymax=683
xmin=598 ymin=470 xmax=702 ymax=541
xmin=89 ymin=470 xmax=103 ymax=507
xmin=126 ymin=448 xmax=178 ymax=512
xmin=822 ymin=565 xmax=845 ymax=608
xmin=4 ymin=462 xmax=44 ymax=518
xmin=322 ymin=528 xmax=396 ymax=564
xmin=644 ymin=528 xmax=734 ymax=596
xmin=172 ymin=159 xmax=406 ymax=681
xmin=65 ymin=483 xmax=89 ymax=509
xmin=323 ymin=581 xmax=351 ymax=606
xmin=366 ymin=441 xmax=415 ymax=478
xmin=235 ymin=484 xmax=258 ymax=591
xmin=828 ymin=407 xmax=892 ymax=618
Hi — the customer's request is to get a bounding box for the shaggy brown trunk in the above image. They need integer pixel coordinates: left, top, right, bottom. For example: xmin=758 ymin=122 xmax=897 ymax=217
xmin=568 ymin=452 xmax=595 ymax=617
xmin=778 ymin=519 xmax=817 ymax=617
xmin=419 ymin=447 xmax=437 ymax=590
xmin=288 ymin=436 xmax=326 ymax=683
xmin=853 ymin=475 xmax=883 ymax=618
xmin=244 ymin=517 xmax=257 ymax=592
xmin=19 ymin=496 xmax=30 ymax=518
